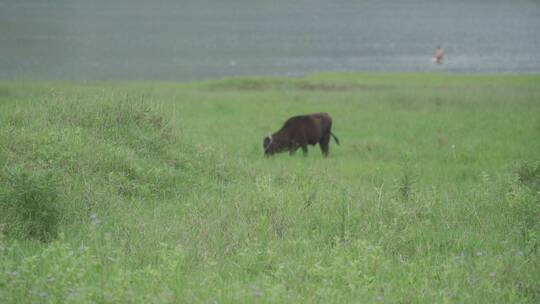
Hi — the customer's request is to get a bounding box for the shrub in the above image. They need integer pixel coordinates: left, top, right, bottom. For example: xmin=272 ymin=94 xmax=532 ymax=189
xmin=516 ymin=161 xmax=540 ymax=189
xmin=0 ymin=167 xmax=61 ymax=242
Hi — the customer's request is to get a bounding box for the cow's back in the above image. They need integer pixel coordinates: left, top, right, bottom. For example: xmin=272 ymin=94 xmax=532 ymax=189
xmin=279 ymin=113 xmax=331 ymax=141
xmin=309 ymin=113 xmax=332 ymax=132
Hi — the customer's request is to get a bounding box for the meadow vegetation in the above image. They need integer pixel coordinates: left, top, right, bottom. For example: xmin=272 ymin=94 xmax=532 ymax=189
xmin=0 ymin=73 xmax=539 ymax=303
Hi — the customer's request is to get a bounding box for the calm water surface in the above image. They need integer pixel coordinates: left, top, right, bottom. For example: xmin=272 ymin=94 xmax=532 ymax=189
xmin=1 ymin=0 xmax=539 ymax=81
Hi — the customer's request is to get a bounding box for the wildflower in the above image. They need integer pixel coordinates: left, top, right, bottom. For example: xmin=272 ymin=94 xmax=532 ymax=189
xmin=489 ymin=272 xmax=496 ymax=278
xmin=68 ymin=288 xmax=78 ymax=296
xmin=6 ymin=271 xmax=18 ymax=277
xmin=90 ymin=213 xmax=100 ymax=225
xmin=250 ymin=285 xmax=262 ymax=297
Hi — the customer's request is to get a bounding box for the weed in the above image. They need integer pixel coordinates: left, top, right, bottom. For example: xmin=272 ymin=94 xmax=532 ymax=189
xmin=398 ymin=164 xmax=416 ymax=202
xmin=516 ymin=161 xmax=540 ymax=189
xmin=0 ymin=167 xmax=61 ymax=242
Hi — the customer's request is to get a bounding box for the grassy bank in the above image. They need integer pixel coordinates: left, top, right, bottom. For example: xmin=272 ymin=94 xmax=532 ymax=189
xmin=1 ymin=73 xmax=539 ymax=303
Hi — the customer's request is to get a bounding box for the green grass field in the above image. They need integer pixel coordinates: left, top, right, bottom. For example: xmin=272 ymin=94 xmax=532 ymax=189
xmin=1 ymin=73 xmax=539 ymax=303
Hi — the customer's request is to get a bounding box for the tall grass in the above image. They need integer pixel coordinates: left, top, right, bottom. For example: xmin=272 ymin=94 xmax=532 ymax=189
xmin=0 ymin=74 xmax=539 ymax=303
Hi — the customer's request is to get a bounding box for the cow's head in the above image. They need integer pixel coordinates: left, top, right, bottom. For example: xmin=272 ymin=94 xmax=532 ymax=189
xmin=263 ymin=135 xmax=274 ymax=156
xmin=264 ymin=134 xmax=290 ymax=156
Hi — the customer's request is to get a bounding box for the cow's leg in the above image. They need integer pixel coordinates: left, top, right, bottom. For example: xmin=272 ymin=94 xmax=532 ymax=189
xmin=289 ymin=141 xmax=300 ymax=156
xmin=301 ymin=145 xmax=308 ymax=156
xmin=296 ymin=137 xmax=308 ymax=156
xmin=289 ymin=147 xmax=298 ymax=156
xmin=319 ymin=135 xmax=330 ymax=157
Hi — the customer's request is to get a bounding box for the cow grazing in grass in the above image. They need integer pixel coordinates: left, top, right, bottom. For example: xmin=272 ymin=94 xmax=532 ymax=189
xmin=263 ymin=112 xmax=340 ymax=157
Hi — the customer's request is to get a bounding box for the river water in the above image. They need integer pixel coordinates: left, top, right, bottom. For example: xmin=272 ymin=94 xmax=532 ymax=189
xmin=1 ymin=0 xmax=539 ymax=81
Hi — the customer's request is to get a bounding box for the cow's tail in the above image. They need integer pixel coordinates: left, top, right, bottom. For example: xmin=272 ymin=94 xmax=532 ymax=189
xmin=330 ymin=132 xmax=340 ymax=145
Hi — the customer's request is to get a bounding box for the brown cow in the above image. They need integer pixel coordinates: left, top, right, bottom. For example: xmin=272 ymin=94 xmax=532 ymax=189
xmin=263 ymin=112 xmax=340 ymax=157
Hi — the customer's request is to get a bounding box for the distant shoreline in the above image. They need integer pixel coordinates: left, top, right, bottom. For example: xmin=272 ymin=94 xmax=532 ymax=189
xmin=1 ymin=71 xmax=540 ymax=85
